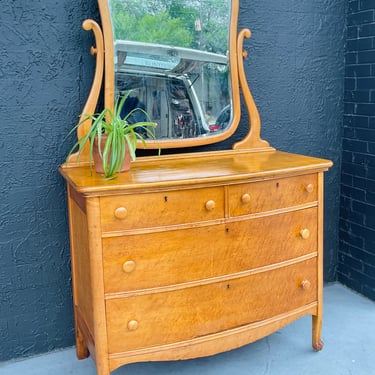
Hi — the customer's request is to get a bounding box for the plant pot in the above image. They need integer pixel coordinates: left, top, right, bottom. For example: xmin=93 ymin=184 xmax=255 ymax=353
xmin=93 ymin=135 xmax=131 ymax=174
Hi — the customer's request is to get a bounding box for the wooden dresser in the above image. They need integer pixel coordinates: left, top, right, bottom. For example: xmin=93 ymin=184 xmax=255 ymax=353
xmin=60 ymin=149 xmax=332 ymax=375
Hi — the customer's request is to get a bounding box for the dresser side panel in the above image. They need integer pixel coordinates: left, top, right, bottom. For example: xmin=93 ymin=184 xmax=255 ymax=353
xmin=68 ymin=192 xmax=95 ymax=340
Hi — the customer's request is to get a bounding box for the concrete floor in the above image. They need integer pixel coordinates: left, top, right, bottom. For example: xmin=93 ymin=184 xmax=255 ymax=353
xmin=1 ymin=283 xmax=374 ymax=375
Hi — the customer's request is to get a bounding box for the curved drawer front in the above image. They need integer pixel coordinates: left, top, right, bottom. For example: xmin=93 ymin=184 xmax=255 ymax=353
xmin=228 ymin=174 xmax=318 ymax=216
xmin=100 ymin=187 xmax=225 ymax=232
xmin=106 ymin=258 xmax=317 ymax=353
xmin=103 ymin=207 xmax=317 ymax=293
xmin=103 ymin=223 xmax=226 ymax=293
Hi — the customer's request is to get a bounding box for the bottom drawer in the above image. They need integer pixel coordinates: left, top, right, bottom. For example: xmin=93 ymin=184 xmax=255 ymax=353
xmin=106 ymin=258 xmax=317 ymax=353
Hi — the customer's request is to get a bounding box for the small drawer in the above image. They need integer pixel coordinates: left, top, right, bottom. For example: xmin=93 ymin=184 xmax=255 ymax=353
xmin=100 ymin=187 xmax=224 ymax=232
xmin=102 ymin=207 xmax=317 ymax=293
xmin=228 ymin=174 xmax=318 ymax=216
xmin=106 ymin=258 xmax=317 ymax=353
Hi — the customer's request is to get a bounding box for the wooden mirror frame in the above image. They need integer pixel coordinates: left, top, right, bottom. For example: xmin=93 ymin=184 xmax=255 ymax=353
xmin=72 ymin=0 xmax=272 ymax=162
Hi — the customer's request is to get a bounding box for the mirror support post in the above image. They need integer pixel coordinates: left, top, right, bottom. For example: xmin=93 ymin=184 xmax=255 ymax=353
xmin=66 ymin=19 xmax=105 ymax=164
xmin=233 ymin=29 xmax=273 ymax=151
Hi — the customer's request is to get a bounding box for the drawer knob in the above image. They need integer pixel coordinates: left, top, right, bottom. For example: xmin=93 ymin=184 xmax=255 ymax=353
xmin=300 ymin=228 xmax=310 ymax=240
xmin=300 ymin=280 xmax=311 ymax=290
xmin=305 ymin=184 xmax=314 ymax=193
xmin=241 ymin=193 xmax=251 ymax=203
xmin=127 ymin=320 xmax=139 ymax=331
xmin=114 ymin=207 xmax=127 ymax=219
xmin=122 ymin=260 xmax=136 ymax=273
xmin=205 ymin=200 xmax=216 ymax=211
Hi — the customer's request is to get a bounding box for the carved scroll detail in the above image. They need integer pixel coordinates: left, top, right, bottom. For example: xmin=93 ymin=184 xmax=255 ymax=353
xmin=233 ymin=29 xmax=273 ymax=151
xmin=67 ymin=19 xmax=105 ymax=163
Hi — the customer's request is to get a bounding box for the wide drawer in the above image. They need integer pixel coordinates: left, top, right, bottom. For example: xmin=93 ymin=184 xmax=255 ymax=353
xmin=106 ymin=258 xmax=317 ymax=353
xmin=102 ymin=207 xmax=317 ymax=293
xmin=100 ymin=187 xmax=224 ymax=232
xmin=228 ymin=174 xmax=318 ymax=216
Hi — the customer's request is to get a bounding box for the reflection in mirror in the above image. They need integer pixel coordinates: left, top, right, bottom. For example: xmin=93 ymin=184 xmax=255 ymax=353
xmin=108 ymin=0 xmax=233 ymax=141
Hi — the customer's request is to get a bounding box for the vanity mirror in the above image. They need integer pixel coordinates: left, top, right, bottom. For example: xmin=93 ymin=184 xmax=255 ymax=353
xmin=104 ymin=0 xmax=237 ymax=147
xmin=110 ymin=0 xmax=232 ymax=142
xmin=72 ymin=0 xmax=272 ymax=154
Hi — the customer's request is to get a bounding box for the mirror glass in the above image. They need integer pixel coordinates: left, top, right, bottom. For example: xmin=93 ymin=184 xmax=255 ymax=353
xmin=108 ymin=0 xmax=233 ymax=142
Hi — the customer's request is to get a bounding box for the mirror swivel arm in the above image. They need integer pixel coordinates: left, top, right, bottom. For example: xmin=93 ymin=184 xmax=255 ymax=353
xmin=67 ymin=19 xmax=104 ymax=164
xmin=233 ymin=29 xmax=273 ymax=151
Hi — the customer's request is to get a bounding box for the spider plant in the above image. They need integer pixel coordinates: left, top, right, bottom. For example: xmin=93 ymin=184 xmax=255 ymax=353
xmin=66 ymin=92 xmax=158 ymax=178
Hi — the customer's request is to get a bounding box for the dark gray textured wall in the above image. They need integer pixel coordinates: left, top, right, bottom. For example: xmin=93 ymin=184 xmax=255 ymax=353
xmin=0 ymin=0 xmax=344 ymax=362
xmin=0 ymin=0 xmax=99 ymax=361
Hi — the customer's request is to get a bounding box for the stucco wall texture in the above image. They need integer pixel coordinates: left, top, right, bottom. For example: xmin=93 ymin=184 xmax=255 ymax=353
xmin=0 ymin=0 xmax=344 ymax=362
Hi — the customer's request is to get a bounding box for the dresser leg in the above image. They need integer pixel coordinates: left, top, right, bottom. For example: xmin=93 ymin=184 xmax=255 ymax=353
xmin=75 ymin=325 xmax=89 ymax=359
xmin=95 ymin=361 xmax=111 ymax=375
xmin=312 ymin=315 xmax=324 ymax=351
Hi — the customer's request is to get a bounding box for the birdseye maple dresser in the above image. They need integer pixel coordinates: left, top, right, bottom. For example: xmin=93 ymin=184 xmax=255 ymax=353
xmin=59 ymin=0 xmax=332 ymax=374
xmin=60 ymin=149 xmax=331 ymax=374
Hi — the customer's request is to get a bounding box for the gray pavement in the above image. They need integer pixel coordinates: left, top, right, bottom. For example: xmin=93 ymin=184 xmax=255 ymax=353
xmin=1 ymin=283 xmax=374 ymax=375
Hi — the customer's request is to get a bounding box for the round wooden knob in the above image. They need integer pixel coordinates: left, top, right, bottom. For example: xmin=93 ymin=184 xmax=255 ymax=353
xmin=305 ymin=184 xmax=314 ymax=193
xmin=241 ymin=193 xmax=251 ymax=203
xmin=300 ymin=228 xmax=310 ymax=240
xmin=127 ymin=320 xmax=139 ymax=331
xmin=122 ymin=260 xmax=136 ymax=273
xmin=114 ymin=207 xmax=127 ymax=219
xmin=300 ymin=280 xmax=311 ymax=290
xmin=205 ymin=200 xmax=216 ymax=211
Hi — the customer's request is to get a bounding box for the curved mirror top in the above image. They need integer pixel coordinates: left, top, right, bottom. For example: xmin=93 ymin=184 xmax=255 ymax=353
xmin=106 ymin=0 xmax=238 ymax=147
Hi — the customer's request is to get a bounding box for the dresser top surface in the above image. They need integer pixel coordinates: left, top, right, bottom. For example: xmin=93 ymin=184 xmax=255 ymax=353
xmin=59 ymin=150 xmax=332 ymax=194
